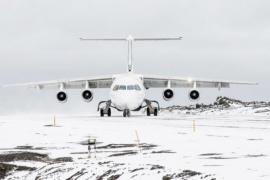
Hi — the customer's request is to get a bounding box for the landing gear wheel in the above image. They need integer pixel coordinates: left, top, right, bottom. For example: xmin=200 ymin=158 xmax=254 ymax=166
xmin=154 ymin=108 xmax=158 ymax=116
xmin=108 ymin=108 xmax=111 ymax=117
xmin=123 ymin=110 xmax=130 ymax=117
xmin=100 ymin=109 xmax=104 ymax=117
xmin=147 ymin=108 xmax=150 ymax=116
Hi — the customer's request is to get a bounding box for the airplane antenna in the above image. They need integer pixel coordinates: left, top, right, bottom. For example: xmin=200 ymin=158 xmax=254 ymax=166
xmin=80 ymin=35 xmax=182 ymax=73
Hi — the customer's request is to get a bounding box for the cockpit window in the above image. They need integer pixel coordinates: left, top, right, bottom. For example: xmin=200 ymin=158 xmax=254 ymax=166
xmin=113 ymin=85 xmax=119 ymax=91
xmin=114 ymin=85 xmax=141 ymax=91
xmin=135 ymin=85 xmax=141 ymax=91
xmin=119 ymin=85 xmax=126 ymax=90
xmin=127 ymin=85 xmax=134 ymax=90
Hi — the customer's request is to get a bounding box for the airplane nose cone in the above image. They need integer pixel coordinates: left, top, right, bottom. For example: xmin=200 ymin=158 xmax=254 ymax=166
xmin=121 ymin=97 xmax=134 ymax=109
xmin=112 ymin=92 xmax=142 ymax=110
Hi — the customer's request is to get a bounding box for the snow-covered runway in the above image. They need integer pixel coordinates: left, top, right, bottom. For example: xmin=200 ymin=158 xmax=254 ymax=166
xmin=0 ymin=114 xmax=269 ymax=179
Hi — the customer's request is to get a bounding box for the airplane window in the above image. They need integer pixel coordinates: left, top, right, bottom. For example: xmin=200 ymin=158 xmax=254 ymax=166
xmin=113 ymin=85 xmax=119 ymax=91
xmin=135 ymin=85 xmax=141 ymax=91
xmin=127 ymin=85 xmax=134 ymax=90
xmin=119 ymin=85 xmax=126 ymax=90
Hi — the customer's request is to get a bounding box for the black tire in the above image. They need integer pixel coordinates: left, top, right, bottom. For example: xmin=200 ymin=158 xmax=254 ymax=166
xmin=127 ymin=111 xmax=130 ymax=117
xmin=123 ymin=111 xmax=126 ymax=117
xmin=154 ymin=108 xmax=158 ymax=116
xmin=100 ymin=109 xmax=104 ymax=117
xmin=108 ymin=108 xmax=111 ymax=117
xmin=147 ymin=108 xmax=150 ymax=116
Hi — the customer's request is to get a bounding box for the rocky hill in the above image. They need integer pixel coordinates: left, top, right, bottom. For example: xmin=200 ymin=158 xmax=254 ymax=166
xmin=160 ymin=96 xmax=270 ymax=116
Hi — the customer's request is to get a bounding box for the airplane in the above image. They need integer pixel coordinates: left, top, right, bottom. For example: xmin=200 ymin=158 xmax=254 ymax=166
xmin=1 ymin=35 xmax=257 ymax=117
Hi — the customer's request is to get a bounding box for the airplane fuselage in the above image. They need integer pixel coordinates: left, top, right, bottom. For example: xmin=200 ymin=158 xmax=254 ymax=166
xmin=110 ymin=74 xmax=145 ymax=111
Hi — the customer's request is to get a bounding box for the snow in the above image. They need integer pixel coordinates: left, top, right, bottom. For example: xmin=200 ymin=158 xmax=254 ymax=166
xmin=0 ymin=113 xmax=270 ymax=180
xmin=159 ymin=96 xmax=270 ymax=116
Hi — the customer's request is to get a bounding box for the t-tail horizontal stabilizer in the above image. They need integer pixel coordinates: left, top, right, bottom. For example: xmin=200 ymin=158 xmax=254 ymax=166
xmin=80 ymin=35 xmax=182 ymax=73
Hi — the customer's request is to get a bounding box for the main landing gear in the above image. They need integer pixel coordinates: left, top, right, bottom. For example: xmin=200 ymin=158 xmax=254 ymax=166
xmin=144 ymin=99 xmax=160 ymax=116
xmin=98 ymin=100 xmax=112 ymax=117
xmin=97 ymin=100 xmax=131 ymax=117
xmin=100 ymin=108 xmax=111 ymax=117
xmin=97 ymin=99 xmax=160 ymax=117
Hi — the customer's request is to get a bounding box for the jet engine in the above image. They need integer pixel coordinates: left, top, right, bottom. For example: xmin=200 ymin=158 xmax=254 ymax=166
xmin=57 ymin=91 xmax=68 ymax=103
xmin=163 ymin=89 xmax=174 ymax=101
xmin=82 ymin=90 xmax=93 ymax=102
xmin=189 ymin=89 xmax=200 ymax=101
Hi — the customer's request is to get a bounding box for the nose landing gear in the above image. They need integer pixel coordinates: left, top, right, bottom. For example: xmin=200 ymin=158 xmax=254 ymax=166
xmin=123 ymin=110 xmax=131 ymax=117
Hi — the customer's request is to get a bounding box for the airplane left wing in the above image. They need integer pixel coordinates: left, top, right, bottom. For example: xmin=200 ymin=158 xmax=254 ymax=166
xmin=1 ymin=75 xmax=114 ymax=90
xmin=143 ymin=74 xmax=258 ymax=89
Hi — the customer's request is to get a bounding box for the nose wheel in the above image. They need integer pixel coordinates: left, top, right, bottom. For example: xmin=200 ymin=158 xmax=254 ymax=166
xmin=123 ymin=110 xmax=130 ymax=117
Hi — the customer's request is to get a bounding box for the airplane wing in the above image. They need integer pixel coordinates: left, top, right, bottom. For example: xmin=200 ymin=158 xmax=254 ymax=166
xmin=143 ymin=74 xmax=258 ymax=89
xmin=1 ymin=75 xmax=114 ymax=90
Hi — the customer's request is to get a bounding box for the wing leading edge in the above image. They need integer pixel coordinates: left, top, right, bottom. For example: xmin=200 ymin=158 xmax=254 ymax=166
xmin=143 ymin=74 xmax=258 ymax=89
xmin=1 ymin=75 xmax=114 ymax=90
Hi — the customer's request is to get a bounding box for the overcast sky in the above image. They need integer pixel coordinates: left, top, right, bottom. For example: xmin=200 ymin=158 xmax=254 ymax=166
xmin=0 ymin=0 xmax=269 ymax=115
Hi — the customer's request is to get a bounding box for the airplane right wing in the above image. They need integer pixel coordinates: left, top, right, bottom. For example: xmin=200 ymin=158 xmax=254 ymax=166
xmin=143 ymin=74 xmax=258 ymax=89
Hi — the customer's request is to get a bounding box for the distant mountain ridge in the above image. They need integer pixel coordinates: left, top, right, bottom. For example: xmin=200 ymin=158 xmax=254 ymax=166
xmin=160 ymin=97 xmax=270 ymax=116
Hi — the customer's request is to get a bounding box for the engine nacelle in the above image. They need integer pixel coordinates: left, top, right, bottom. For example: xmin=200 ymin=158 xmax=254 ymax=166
xmin=57 ymin=91 xmax=68 ymax=103
xmin=82 ymin=90 xmax=93 ymax=102
xmin=163 ymin=89 xmax=174 ymax=101
xmin=189 ymin=89 xmax=200 ymax=101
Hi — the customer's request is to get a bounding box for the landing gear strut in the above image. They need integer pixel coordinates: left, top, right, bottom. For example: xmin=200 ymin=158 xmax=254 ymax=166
xmin=144 ymin=99 xmax=160 ymax=116
xmin=98 ymin=100 xmax=112 ymax=117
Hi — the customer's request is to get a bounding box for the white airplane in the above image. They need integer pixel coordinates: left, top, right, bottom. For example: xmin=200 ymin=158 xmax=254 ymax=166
xmin=1 ymin=35 xmax=257 ymax=117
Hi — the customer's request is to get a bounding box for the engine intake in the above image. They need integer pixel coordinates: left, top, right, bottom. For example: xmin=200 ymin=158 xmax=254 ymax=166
xmin=163 ymin=89 xmax=174 ymax=101
xmin=82 ymin=90 xmax=93 ymax=102
xmin=189 ymin=89 xmax=200 ymax=101
xmin=57 ymin=91 xmax=67 ymax=103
